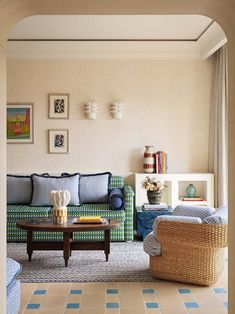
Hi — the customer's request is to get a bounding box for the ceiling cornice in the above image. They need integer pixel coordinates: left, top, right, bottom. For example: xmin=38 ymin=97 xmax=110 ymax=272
xmin=7 ymin=21 xmax=226 ymax=60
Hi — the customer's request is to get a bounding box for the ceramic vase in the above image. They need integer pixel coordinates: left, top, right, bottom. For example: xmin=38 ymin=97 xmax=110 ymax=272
xmin=143 ymin=146 xmax=155 ymax=173
xmin=186 ymin=184 xmax=197 ymax=198
xmin=147 ymin=190 xmax=162 ymax=204
xmin=50 ymin=190 xmax=71 ymax=224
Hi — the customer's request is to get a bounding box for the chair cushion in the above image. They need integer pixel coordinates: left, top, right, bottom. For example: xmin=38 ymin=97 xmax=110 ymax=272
xmin=202 ymin=206 xmax=228 ymax=224
xmin=31 ymin=173 xmax=80 ymax=206
xmin=79 ymin=172 xmax=111 ymax=204
xmin=7 ymin=258 xmax=21 ymax=289
xmin=153 ymin=215 xmax=202 ymax=238
xmin=108 ymin=188 xmax=124 ymax=210
xmin=143 ymin=232 xmax=161 ymax=256
xmin=173 ymin=205 xmax=215 ymax=219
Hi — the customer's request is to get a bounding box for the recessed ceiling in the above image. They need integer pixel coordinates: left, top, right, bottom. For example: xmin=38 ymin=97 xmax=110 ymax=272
xmin=8 ymin=15 xmax=212 ymax=40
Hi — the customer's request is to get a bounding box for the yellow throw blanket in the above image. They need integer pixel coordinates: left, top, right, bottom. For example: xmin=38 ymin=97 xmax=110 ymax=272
xmin=79 ymin=216 xmax=102 ymax=223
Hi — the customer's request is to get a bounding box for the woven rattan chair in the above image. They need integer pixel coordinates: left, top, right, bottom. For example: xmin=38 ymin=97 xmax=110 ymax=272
xmin=149 ymin=220 xmax=228 ymax=286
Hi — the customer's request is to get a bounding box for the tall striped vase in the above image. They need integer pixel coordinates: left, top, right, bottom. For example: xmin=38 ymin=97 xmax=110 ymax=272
xmin=143 ymin=145 xmax=155 ymax=173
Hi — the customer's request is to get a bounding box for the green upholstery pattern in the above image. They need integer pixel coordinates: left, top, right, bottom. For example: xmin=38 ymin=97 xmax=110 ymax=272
xmin=7 ymin=176 xmax=134 ymax=242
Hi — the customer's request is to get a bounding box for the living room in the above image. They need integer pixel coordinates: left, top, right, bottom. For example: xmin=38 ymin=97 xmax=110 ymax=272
xmin=0 ymin=1 xmax=234 ymax=314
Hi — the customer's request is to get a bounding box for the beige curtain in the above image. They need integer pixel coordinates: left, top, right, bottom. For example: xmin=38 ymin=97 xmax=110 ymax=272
xmin=209 ymin=45 xmax=228 ymax=208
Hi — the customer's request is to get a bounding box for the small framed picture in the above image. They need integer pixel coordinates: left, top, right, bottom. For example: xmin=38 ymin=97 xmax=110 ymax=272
xmin=48 ymin=93 xmax=69 ymax=119
xmin=48 ymin=129 xmax=69 ymax=154
xmin=7 ymin=103 xmax=34 ymax=144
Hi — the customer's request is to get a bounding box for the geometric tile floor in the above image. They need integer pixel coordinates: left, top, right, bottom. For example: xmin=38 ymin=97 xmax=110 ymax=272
xmin=19 ymin=262 xmax=228 ymax=314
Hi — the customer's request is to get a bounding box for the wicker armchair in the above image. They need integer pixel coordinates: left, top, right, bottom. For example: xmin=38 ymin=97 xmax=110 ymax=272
xmin=149 ymin=220 xmax=228 ymax=286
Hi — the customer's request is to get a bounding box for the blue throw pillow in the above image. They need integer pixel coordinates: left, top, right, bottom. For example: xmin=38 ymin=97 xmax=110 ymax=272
xmin=108 ymin=188 xmax=125 ymax=210
xmin=80 ymin=172 xmax=111 ymax=203
xmin=7 ymin=173 xmax=49 ymax=204
xmin=7 ymin=175 xmax=32 ymax=205
xmin=31 ymin=173 xmax=80 ymax=206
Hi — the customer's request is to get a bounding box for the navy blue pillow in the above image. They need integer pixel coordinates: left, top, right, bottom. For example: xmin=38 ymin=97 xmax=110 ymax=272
xmin=108 ymin=188 xmax=124 ymax=210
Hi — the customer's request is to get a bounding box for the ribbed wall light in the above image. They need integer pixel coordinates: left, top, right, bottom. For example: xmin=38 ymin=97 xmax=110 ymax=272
xmin=84 ymin=101 xmax=98 ymax=120
xmin=110 ymin=101 xmax=124 ymax=119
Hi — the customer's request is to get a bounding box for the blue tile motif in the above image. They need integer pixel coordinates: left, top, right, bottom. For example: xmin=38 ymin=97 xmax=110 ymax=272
xmin=224 ymin=302 xmax=228 ymax=309
xmin=143 ymin=288 xmax=155 ymax=294
xmin=27 ymin=304 xmax=40 ymax=309
xmin=70 ymin=289 xmax=83 ymax=294
xmin=145 ymin=302 xmax=159 ymax=309
xmin=214 ymin=288 xmax=227 ymax=294
xmin=184 ymin=302 xmax=199 ymax=308
xmin=107 ymin=289 xmax=118 ymax=294
xmin=66 ymin=303 xmax=80 ymax=309
xmin=178 ymin=288 xmax=191 ymax=294
xmin=106 ymin=302 xmax=119 ymax=309
xmin=34 ymin=289 xmax=47 ymax=295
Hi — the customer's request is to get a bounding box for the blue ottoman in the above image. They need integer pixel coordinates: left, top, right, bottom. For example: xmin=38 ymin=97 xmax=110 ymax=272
xmin=136 ymin=206 xmax=173 ymax=239
xmin=7 ymin=258 xmax=21 ymax=314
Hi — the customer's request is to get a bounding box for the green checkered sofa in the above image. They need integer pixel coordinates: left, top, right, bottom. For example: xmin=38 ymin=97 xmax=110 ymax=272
xmin=7 ymin=176 xmax=135 ymax=242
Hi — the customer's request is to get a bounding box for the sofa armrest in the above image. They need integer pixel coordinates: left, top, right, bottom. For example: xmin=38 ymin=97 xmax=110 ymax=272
xmin=157 ymin=221 xmax=228 ymax=249
xmin=123 ymin=185 xmax=135 ymax=241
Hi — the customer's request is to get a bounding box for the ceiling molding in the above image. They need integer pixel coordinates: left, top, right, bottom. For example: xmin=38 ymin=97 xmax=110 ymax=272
xmin=7 ymin=41 xmax=201 ymax=60
xmin=198 ymin=22 xmax=227 ymax=58
xmin=7 ymin=20 xmax=227 ymax=60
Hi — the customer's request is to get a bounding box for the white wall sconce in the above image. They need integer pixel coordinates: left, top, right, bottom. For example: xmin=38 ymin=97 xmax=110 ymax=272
xmin=84 ymin=101 xmax=98 ymax=120
xmin=110 ymin=101 xmax=124 ymax=119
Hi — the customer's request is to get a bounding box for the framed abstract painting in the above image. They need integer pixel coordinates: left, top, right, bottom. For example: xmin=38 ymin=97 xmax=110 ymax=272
xmin=7 ymin=103 xmax=34 ymax=144
xmin=48 ymin=129 xmax=69 ymax=154
xmin=48 ymin=93 xmax=69 ymax=119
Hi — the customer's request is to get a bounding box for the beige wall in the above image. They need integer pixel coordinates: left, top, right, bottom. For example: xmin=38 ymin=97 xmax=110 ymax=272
xmin=7 ymin=58 xmax=212 ymax=175
xmin=1 ymin=1 xmax=235 ymax=313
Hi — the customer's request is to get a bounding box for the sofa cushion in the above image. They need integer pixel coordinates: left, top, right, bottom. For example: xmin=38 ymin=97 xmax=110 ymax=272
xmin=153 ymin=215 xmax=202 ymax=238
xmin=202 ymin=206 xmax=228 ymax=224
xmin=143 ymin=232 xmax=162 ymax=256
xmin=66 ymin=204 xmax=126 ymax=221
xmin=7 ymin=258 xmax=21 ymax=288
xmin=173 ymin=205 xmax=215 ymax=219
xmin=31 ymin=174 xmax=80 ymax=206
xmin=108 ymin=188 xmax=124 ymax=210
xmin=7 ymin=205 xmax=51 ymax=223
xmin=7 ymin=175 xmax=32 ymax=205
xmin=79 ymin=172 xmax=111 ymax=204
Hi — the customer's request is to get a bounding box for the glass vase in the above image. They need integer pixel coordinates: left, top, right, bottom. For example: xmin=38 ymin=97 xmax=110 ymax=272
xmin=186 ymin=183 xmax=197 ymax=198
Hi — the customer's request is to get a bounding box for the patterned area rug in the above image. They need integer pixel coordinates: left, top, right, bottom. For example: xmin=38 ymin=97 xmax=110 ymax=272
xmin=7 ymin=242 xmax=156 ymax=283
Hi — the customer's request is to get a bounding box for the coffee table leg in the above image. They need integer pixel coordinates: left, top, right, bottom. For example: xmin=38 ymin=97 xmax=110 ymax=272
xmin=27 ymin=230 xmax=33 ymax=262
xmin=104 ymin=230 xmax=110 ymax=262
xmin=70 ymin=232 xmax=73 ymax=256
xmin=63 ymin=232 xmax=70 ymax=267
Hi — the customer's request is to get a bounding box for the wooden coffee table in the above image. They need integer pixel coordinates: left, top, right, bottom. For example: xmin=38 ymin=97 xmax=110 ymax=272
xmin=16 ymin=218 xmax=121 ymax=267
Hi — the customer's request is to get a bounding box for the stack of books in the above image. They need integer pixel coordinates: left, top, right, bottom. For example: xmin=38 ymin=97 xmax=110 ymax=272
xmin=142 ymin=202 xmax=168 ymax=211
xmin=181 ymin=197 xmax=204 ymax=201
xmin=155 ymin=151 xmax=167 ymax=174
